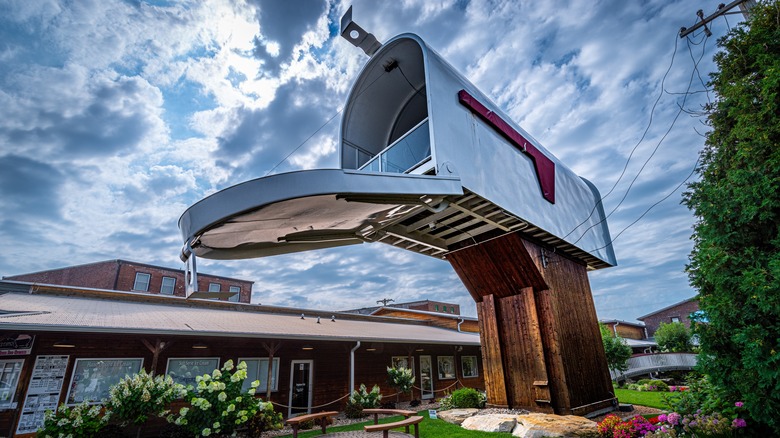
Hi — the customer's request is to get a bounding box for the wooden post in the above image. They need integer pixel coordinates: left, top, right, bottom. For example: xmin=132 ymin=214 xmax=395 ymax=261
xmin=262 ymin=341 xmax=282 ymax=400
xmin=447 ymin=232 xmax=616 ymax=415
xmin=141 ymin=339 xmax=173 ymax=375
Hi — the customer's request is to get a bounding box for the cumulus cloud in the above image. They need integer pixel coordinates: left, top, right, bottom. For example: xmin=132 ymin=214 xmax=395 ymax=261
xmin=0 ymin=0 xmax=728 ymax=321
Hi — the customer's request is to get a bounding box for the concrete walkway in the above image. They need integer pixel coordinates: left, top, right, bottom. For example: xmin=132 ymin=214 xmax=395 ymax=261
xmin=324 ymin=432 xmax=412 ymax=437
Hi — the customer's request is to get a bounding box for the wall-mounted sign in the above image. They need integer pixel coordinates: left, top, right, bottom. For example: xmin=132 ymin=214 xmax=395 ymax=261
xmin=16 ymin=355 xmax=69 ymax=435
xmin=166 ymin=357 xmax=219 ymax=388
xmin=0 ymin=334 xmax=35 ymax=356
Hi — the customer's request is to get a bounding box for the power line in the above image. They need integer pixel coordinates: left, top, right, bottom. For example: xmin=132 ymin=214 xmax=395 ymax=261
xmin=588 ymin=155 xmax=700 ymax=253
xmin=568 ymin=32 xmax=710 ymax=248
xmin=560 ymin=33 xmax=682 ymax=242
xmin=263 ymin=66 xmax=387 ymax=177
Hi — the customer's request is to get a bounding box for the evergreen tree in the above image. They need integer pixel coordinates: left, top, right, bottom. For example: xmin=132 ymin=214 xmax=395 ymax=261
xmin=682 ymin=1 xmax=780 ymax=432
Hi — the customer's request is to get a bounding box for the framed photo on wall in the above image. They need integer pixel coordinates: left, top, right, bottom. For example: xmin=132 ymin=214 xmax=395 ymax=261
xmin=391 ymin=356 xmax=414 ymax=372
xmin=166 ymin=357 xmax=220 ymax=388
xmin=437 ymin=356 xmax=455 ymax=380
xmin=66 ymin=358 xmax=143 ymax=404
xmin=461 ymin=356 xmax=478 ymax=378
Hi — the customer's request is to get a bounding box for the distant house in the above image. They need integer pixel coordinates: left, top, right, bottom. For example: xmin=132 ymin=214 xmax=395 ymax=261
xmin=599 ymin=319 xmax=647 ymax=340
xmin=2 ymin=259 xmax=253 ymax=303
xmin=637 ymin=296 xmax=699 ymax=338
xmin=599 ymin=319 xmax=656 ymax=354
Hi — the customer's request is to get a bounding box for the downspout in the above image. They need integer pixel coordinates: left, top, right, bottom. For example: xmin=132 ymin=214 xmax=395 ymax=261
xmin=613 ymin=321 xmax=620 ymax=337
xmin=350 ymin=341 xmax=361 ymax=393
xmin=457 ymin=318 xmax=465 ymax=332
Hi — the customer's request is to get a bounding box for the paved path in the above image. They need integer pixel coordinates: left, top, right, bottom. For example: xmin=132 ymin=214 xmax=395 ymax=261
xmin=324 ymin=432 xmax=412 ymax=437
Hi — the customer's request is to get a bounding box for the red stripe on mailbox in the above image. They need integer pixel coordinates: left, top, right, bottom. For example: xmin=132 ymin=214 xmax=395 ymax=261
xmin=458 ymin=89 xmax=555 ymax=204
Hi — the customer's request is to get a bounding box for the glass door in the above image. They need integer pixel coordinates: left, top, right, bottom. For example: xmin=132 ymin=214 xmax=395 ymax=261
xmin=288 ymin=360 xmax=313 ymax=417
xmin=419 ymin=356 xmax=434 ymax=400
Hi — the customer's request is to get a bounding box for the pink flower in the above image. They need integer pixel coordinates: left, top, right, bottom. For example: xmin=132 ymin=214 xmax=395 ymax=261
xmin=667 ymin=412 xmax=681 ymax=426
xmin=735 ymin=401 xmax=744 ymax=407
xmin=732 ymin=418 xmax=747 ymax=428
xmin=658 ymin=414 xmax=667 ymax=423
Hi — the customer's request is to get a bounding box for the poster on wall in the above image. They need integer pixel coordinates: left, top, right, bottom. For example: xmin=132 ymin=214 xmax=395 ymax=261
xmin=166 ymin=358 xmax=220 ymax=388
xmin=65 ymin=358 xmax=143 ymax=405
xmin=16 ymin=355 xmax=69 ymax=435
xmin=0 ymin=334 xmax=35 ymax=356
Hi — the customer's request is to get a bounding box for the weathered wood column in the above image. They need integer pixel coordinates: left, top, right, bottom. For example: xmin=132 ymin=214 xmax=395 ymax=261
xmin=447 ymin=232 xmax=616 ymax=416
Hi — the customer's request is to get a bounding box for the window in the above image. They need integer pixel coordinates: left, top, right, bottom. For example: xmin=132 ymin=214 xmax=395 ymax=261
xmin=239 ymin=357 xmax=280 ymax=393
xmin=208 ymin=283 xmax=221 ymax=292
xmin=66 ymin=358 xmax=144 ymax=404
xmin=671 ymin=317 xmax=681 ymax=323
xmin=133 ymin=272 xmax=151 ymax=291
xmin=442 ymin=306 xmax=448 ymax=312
xmin=229 ymin=286 xmax=241 ymax=302
xmin=166 ymin=358 xmax=220 ymax=388
xmin=451 ymin=308 xmax=455 ymax=314
xmin=391 ymin=356 xmax=414 ymax=372
xmin=0 ymin=359 xmax=23 ymax=408
xmin=461 ymin=356 xmax=478 ymax=378
xmin=435 ymin=305 xmax=439 ymax=311
xmin=437 ymin=356 xmax=455 ymax=380
xmin=160 ymin=277 xmax=176 ymax=295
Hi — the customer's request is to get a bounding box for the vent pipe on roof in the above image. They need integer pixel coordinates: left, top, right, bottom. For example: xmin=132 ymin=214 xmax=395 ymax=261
xmin=350 ymin=340 xmax=361 ymax=392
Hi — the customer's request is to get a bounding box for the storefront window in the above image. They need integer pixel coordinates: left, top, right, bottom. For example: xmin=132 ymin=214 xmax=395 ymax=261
xmin=66 ymin=358 xmax=143 ymax=404
xmin=238 ymin=357 xmax=280 ymax=392
xmin=0 ymin=359 xmax=23 ymax=408
xmin=461 ymin=356 xmax=478 ymax=378
xmin=437 ymin=356 xmax=455 ymax=380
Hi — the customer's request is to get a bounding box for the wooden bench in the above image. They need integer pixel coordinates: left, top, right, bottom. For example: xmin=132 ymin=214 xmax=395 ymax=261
xmin=362 ymin=408 xmax=418 ymax=426
xmin=285 ymin=411 xmax=339 ymax=438
xmin=364 ymin=415 xmax=423 ymax=438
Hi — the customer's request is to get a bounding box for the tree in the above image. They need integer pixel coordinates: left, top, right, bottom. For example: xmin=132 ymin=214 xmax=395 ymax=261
xmin=682 ymin=1 xmax=780 ymax=433
xmin=599 ymin=324 xmax=632 ymax=380
xmin=654 ymin=321 xmax=692 ymax=352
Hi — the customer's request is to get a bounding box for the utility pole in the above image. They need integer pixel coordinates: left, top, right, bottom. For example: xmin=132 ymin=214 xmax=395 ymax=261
xmin=376 ymin=298 xmax=395 ymax=306
xmin=679 ymin=0 xmax=756 ymax=39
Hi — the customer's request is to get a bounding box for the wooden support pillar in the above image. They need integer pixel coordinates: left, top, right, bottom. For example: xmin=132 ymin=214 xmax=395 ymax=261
xmin=263 ymin=341 xmax=282 ymax=400
xmin=448 ymin=232 xmax=616 ymax=416
xmin=142 ymin=338 xmax=173 ymax=375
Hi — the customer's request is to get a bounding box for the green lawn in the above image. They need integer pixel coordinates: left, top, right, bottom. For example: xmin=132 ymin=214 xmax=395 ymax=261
xmin=614 ymin=388 xmax=672 ymax=410
xmin=278 ymin=410 xmax=511 ymax=437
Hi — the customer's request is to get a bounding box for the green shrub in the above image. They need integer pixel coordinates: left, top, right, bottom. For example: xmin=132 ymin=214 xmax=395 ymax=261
xmin=107 ymin=369 xmax=185 ymax=427
xmin=345 ymin=384 xmax=382 ymax=418
xmin=386 ymin=367 xmax=415 ymax=396
xmin=38 ymin=401 xmax=108 ymax=438
xmin=440 ymin=387 xmax=485 ymax=410
xmin=246 ymin=401 xmax=284 ymax=437
xmin=165 ymin=360 xmax=266 ymax=437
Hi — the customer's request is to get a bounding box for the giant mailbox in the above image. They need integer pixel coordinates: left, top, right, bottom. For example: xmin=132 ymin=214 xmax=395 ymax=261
xmin=178 ymin=9 xmax=618 ymax=416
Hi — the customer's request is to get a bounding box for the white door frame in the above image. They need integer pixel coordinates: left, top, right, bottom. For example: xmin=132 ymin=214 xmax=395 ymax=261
xmin=288 ymin=360 xmax=314 ymax=417
xmin=419 ymin=355 xmax=434 ymax=400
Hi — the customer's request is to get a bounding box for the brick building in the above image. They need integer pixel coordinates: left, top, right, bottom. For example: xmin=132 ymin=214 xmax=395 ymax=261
xmin=344 ymin=299 xmax=461 ymax=315
xmin=3 ymin=259 xmax=253 ymax=303
xmin=637 ymin=296 xmax=699 ymax=338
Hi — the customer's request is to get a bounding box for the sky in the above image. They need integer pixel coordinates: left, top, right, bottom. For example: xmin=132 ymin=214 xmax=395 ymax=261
xmin=0 ymin=0 xmax=740 ymax=321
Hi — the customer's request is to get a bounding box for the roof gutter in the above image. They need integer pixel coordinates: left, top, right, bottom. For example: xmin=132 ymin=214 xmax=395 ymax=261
xmin=350 ymin=341 xmax=361 ymax=393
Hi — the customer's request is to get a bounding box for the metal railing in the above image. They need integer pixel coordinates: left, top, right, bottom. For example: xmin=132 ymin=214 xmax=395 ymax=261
xmin=360 ymin=118 xmax=430 ymax=174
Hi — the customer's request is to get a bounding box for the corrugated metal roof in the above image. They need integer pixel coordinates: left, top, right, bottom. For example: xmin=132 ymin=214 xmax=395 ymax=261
xmin=0 ymin=291 xmax=480 ymax=345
